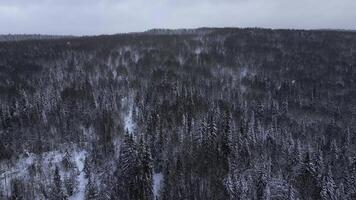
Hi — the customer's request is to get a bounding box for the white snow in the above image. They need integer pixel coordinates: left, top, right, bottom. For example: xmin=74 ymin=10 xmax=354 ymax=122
xmin=112 ymin=70 xmax=117 ymax=79
xmin=194 ymin=47 xmax=203 ymax=55
xmin=113 ymin=136 xmax=122 ymax=157
xmin=240 ymin=67 xmax=248 ymax=78
xmin=0 ymin=149 xmax=87 ymax=199
xmin=69 ymin=151 xmax=87 ymax=200
xmin=124 ymin=105 xmax=134 ymax=133
xmin=0 ymin=152 xmax=35 ymax=196
xmin=153 ymin=173 xmax=163 ymax=198
xmin=122 ymin=95 xmax=135 ymax=134
xmin=177 ymin=55 xmax=185 ymax=66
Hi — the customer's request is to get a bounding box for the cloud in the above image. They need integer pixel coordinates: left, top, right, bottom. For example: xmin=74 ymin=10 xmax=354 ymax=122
xmin=0 ymin=0 xmax=355 ymax=35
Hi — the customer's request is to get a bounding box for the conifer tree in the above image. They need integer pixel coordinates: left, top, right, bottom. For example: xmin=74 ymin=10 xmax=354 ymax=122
xmin=64 ymin=167 xmax=79 ymax=196
xmin=83 ymin=156 xmax=92 ymax=179
xmin=62 ymin=150 xmax=73 ymax=171
xmin=10 ymin=179 xmax=24 ymax=200
xmin=85 ymin=176 xmax=98 ymax=200
xmin=321 ymin=167 xmax=337 ymax=200
xmin=113 ymin=133 xmax=153 ymax=200
xmin=50 ymin=166 xmax=68 ymax=200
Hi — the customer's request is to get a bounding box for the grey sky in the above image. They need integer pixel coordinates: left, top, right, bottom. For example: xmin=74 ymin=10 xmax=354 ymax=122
xmin=1 ymin=0 xmax=355 ymax=35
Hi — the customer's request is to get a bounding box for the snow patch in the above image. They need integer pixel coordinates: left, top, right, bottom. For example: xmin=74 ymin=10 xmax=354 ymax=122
xmin=122 ymin=95 xmax=135 ymax=134
xmin=124 ymin=105 xmax=134 ymax=133
xmin=69 ymin=151 xmax=87 ymax=200
xmin=153 ymin=173 xmax=163 ymax=198
xmin=113 ymin=136 xmax=122 ymax=157
xmin=0 ymin=149 xmax=87 ymax=199
xmin=240 ymin=67 xmax=248 ymax=78
xmin=194 ymin=47 xmax=203 ymax=55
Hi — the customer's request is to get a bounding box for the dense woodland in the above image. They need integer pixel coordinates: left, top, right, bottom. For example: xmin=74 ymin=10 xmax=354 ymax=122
xmin=0 ymin=34 xmax=73 ymax=42
xmin=0 ymin=28 xmax=356 ymax=200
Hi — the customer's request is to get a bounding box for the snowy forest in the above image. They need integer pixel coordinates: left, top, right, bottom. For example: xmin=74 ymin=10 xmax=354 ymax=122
xmin=0 ymin=28 xmax=356 ymax=200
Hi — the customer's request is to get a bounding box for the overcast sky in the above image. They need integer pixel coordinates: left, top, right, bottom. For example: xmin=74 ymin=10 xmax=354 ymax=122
xmin=1 ymin=0 xmax=355 ymax=35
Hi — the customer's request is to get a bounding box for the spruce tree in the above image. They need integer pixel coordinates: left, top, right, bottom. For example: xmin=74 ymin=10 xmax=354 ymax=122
xmin=50 ymin=166 xmax=68 ymax=200
xmin=321 ymin=167 xmax=337 ymax=200
xmin=62 ymin=150 xmax=73 ymax=171
xmin=85 ymin=176 xmax=98 ymax=200
xmin=10 ymin=179 xmax=24 ymax=200
xmin=113 ymin=133 xmax=153 ymax=200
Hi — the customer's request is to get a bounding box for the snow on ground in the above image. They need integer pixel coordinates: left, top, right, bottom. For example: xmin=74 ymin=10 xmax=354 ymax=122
xmin=69 ymin=151 xmax=87 ymax=200
xmin=124 ymin=104 xmax=134 ymax=133
xmin=0 ymin=152 xmax=35 ymax=196
xmin=0 ymin=150 xmax=63 ymax=196
xmin=113 ymin=136 xmax=122 ymax=157
xmin=153 ymin=173 xmax=163 ymax=198
xmin=122 ymin=95 xmax=136 ymax=134
xmin=0 ymin=148 xmax=87 ymax=199
xmin=240 ymin=67 xmax=248 ymax=78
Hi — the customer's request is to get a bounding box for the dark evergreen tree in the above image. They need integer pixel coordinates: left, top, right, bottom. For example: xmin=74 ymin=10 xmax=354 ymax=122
xmin=85 ymin=176 xmax=98 ymax=200
xmin=83 ymin=156 xmax=92 ymax=179
xmin=321 ymin=167 xmax=337 ymax=200
xmin=10 ymin=179 xmax=24 ymax=200
xmin=64 ymin=168 xmax=79 ymax=197
xmin=50 ymin=166 xmax=68 ymax=200
xmin=113 ymin=134 xmax=153 ymax=200
xmin=256 ymin=171 xmax=267 ymax=200
xmin=62 ymin=150 xmax=74 ymax=171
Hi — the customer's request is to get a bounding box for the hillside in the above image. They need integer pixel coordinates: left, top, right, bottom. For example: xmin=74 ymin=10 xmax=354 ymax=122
xmin=0 ymin=28 xmax=356 ymax=199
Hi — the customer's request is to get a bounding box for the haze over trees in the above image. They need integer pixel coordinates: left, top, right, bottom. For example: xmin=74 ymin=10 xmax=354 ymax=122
xmin=0 ymin=28 xmax=356 ymax=199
